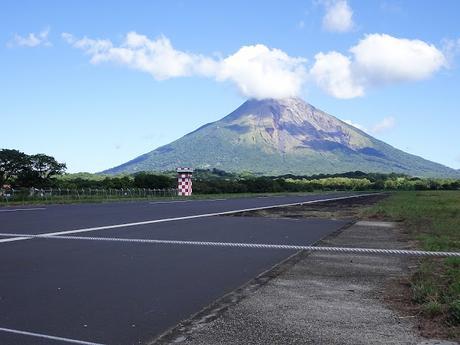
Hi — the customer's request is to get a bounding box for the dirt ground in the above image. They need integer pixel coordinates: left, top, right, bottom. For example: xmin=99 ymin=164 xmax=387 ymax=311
xmin=384 ymin=265 xmax=460 ymax=341
xmin=233 ymin=193 xmax=388 ymax=220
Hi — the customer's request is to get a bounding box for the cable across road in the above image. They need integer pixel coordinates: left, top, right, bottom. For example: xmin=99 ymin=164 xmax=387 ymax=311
xmin=0 ymin=232 xmax=459 ymax=257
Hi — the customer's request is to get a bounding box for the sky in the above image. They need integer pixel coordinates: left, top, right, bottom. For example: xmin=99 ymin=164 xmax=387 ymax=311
xmin=1 ymin=0 xmax=460 ymax=173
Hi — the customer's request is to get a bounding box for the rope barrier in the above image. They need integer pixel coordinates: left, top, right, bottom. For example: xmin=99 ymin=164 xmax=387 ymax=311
xmin=0 ymin=232 xmax=458 ymax=257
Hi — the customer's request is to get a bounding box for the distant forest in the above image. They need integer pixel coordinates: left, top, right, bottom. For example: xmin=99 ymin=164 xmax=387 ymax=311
xmin=1 ymin=149 xmax=460 ymax=193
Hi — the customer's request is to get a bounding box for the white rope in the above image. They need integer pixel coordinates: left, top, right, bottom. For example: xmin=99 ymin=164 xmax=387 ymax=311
xmin=1 ymin=232 xmax=458 ymax=257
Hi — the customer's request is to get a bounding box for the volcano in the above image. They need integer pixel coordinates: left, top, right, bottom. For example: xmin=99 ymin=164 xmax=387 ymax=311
xmin=104 ymin=98 xmax=458 ymax=177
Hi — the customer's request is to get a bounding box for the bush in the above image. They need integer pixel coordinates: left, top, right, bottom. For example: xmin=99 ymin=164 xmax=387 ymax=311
xmin=133 ymin=172 xmax=174 ymax=189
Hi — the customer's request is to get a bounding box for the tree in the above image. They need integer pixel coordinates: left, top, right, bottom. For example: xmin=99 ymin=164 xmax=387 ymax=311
xmin=133 ymin=172 xmax=174 ymax=189
xmin=0 ymin=149 xmax=66 ymax=187
xmin=0 ymin=149 xmax=30 ymax=185
xmin=29 ymin=154 xmax=66 ymax=180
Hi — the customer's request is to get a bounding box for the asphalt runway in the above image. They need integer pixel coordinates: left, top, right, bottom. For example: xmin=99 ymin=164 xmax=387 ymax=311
xmin=0 ymin=193 xmax=366 ymax=345
xmin=0 ymin=192 xmax=358 ymax=236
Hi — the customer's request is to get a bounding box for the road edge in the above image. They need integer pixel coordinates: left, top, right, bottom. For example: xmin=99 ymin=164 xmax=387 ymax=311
xmin=146 ymin=219 xmax=356 ymax=345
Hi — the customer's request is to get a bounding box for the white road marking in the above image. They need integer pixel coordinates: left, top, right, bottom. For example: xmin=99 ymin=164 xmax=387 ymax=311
xmin=149 ymin=200 xmax=189 ymax=205
xmin=149 ymin=198 xmax=227 ymax=205
xmin=0 ymin=236 xmax=30 ymax=243
xmin=1 ymin=193 xmax=382 ymax=244
xmin=0 ymin=327 xmax=104 ymax=345
xmin=0 ymin=207 xmax=46 ymax=213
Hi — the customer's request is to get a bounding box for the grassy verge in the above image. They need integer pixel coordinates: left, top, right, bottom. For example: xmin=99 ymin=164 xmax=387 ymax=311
xmin=0 ymin=191 xmax=336 ymax=207
xmin=365 ymin=191 xmax=460 ymax=337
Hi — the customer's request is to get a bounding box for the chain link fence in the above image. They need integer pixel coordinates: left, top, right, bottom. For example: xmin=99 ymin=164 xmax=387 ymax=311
xmin=0 ymin=187 xmax=179 ymax=204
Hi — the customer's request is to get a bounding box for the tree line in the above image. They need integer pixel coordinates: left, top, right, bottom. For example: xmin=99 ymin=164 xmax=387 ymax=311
xmin=56 ymin=170 xmax=460 ymax=193
xmin=57 ymin=172 xmax=175 ymax=190
xmin=2 ymin=150 xmax=460 ymax=192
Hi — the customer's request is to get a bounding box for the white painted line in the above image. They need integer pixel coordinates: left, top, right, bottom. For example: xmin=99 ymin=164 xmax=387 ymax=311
xmin=149 ymin=198 xmax=227 ymax=205
xmin=1 ymin=193 xmax=382 ymax=244
xmin=0 ymin=327 xmax=104 ymax=345
xmin=0 ymin=207 xmax=46 ymax=213
xmin=149 ymin=200 xmax=189 ymax=205
xmin=0 ymin=236 xmax=30 ymax=243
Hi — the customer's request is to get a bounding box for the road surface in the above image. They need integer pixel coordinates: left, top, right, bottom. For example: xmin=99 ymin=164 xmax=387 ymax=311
xmin=0 ymin=193 xmax=368 ymax=344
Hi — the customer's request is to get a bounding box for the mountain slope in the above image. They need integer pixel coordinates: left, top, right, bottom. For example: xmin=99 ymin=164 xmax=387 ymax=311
xmin=104 ymin=98 xmax=459 ymax=178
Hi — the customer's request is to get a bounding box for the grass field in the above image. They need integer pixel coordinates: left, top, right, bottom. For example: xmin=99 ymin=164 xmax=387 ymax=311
xmin=366 ymin=191 xmax=460 ymax=335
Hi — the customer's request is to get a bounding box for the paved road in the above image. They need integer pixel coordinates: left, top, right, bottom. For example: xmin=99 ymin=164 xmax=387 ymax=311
xmin=0 ymin=193 xmax=363 ymax=345
xmin=0 ymin=192 xmax=358 ymax=235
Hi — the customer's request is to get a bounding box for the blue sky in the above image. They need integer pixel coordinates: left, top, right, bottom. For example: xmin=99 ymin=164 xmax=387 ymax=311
xmin=1 ymin=0 xmax=460 ymax=173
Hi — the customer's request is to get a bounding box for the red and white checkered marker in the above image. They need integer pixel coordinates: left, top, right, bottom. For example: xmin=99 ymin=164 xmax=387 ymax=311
xmin=177 ymin=167 xmax=194 ymax=196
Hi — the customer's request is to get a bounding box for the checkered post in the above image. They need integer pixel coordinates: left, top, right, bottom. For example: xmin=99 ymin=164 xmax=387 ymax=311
xmin=176 ymin=167 xmax=194 ymax=196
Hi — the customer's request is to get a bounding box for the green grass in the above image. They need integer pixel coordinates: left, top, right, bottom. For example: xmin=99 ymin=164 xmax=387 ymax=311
xmin=0 ymin=191 xmax=333 ymax=207
xmin=366 ymin=191 xmax=460 ymax=251
xmin=366 ymin=191 xmax=460 ymax=331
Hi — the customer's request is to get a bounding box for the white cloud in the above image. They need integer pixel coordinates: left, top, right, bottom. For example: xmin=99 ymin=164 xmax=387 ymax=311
xmin=62 ymin=32 xmax=217 ymax=80
xmin=380 ymin=2 xmax=403 ymax=14
xmin=322 ymin=0 xmax=354 ymax=33
xmin=63 ymin=32 xmax=307 ymax=99
xmin=310 ymin=51 xmax=364 ymax=98
xmin=63 ymin=31 xmax=447 ymax=100
xmin=343 ymin=119 xmax=366 ymax=131
xmin=370 ymin=116 xmax=395 ymax=134
xmin=217 ymin=45 xmax=307 ymax=99
xmin=310 ymin=34 xmax=446 ymax=98
xmin=441 ymin=37 xmax=460 ymax=65
xmin=10 ymin=28 xmax=51 ymax=47
xmin=61 ymin=32 xmax=74 ymax=44
xmin=351 ymin=34 xmax=446 ymax=84
xmin=343 ymin=117 xmax=395 ymax=134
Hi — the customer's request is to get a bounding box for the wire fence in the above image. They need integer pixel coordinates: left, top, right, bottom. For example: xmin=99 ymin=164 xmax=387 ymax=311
xmin=0 ymin=187 xmax=179 ymax=204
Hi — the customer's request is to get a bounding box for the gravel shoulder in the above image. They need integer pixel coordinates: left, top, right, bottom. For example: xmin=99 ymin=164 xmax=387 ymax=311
xmin=151 ymin=217 xmax=457 ymax=345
